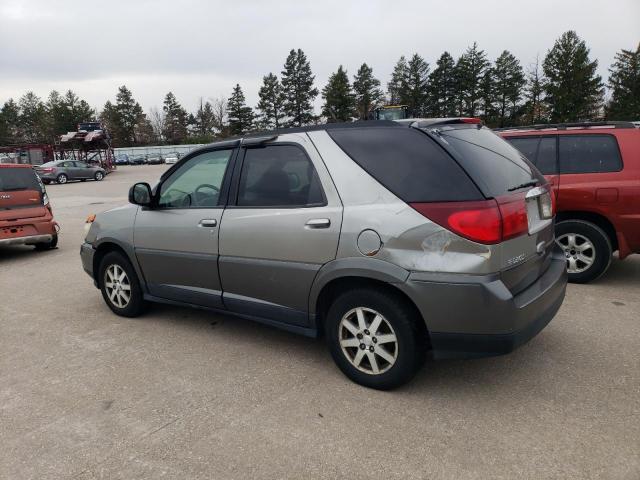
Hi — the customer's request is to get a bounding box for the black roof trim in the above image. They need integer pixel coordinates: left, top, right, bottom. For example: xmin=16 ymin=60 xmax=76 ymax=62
xmin=494 ymin=121 xmax=638 ymax=132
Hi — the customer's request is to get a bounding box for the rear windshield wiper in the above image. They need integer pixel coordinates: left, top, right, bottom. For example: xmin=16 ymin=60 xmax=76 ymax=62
xmin=507 ymin=180 xmax=538 ymax=192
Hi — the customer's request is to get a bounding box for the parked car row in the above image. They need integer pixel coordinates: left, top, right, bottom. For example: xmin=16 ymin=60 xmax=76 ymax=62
xmin=115 ymin=152 xmax=182 ymax=166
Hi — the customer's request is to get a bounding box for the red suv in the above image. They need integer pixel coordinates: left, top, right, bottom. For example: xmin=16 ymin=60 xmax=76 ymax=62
xmin=499 ymin=122 xmax=640 ymax=283
xmin=0 ymin=164 xmax=58 ymax=250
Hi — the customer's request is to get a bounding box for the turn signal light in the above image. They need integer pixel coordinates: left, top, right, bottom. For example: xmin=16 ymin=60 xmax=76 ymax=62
xmin=86 ymin=214 xmax=96 ymax=224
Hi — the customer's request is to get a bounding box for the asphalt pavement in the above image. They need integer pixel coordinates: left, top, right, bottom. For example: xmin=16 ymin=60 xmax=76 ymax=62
xmin=1 ymin=165 xmax=638 ymax=479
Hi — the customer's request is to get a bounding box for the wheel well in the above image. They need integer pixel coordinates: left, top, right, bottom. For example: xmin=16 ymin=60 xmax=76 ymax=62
xmin=92 ymin=242 xmax=129 ymax=286
xmin=315 ymin=276 xmax=429 ymax=344
xmin=556 ymin=211 xmax=618 ymax=251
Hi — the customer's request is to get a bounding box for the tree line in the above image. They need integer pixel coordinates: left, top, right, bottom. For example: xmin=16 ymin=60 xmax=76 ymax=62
xmin=0 ymin=31 xmax=638 ymax=148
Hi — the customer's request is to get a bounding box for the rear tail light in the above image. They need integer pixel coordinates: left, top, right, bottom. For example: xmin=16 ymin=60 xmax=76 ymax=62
xmin=459 ymin=118 xmax=482 ymax=124
xmin=410 ymin=194 xmax=529 ymax=245
xmin=40 ymin=167 xmax=55 ymax=173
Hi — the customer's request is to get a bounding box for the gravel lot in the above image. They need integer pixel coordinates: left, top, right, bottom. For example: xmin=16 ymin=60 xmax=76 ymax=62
xmin=1 ymin=165 xmax=638 ymax=479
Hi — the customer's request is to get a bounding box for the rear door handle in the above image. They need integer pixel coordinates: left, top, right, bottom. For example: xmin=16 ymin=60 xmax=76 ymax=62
xmin=305 ymin=218 xmax=330 ymax=229
xmin=199 ymin=219 xmax=218 ymax=227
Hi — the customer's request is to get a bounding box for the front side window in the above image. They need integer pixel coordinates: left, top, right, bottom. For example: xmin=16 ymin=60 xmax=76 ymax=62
xmin=158 ymin=149 xmax=232 ymax=208
xmin=237 ymin=145 xmax=325 ymax=207
xmin=559 ymin=135 xmax=622 ymax=174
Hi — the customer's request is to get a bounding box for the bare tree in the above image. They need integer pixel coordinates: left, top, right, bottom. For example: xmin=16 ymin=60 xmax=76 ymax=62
xmin=148 ymin=106 xmax=166 ymax=144
xmin=210 ymin=96 xmax=228 ymax=137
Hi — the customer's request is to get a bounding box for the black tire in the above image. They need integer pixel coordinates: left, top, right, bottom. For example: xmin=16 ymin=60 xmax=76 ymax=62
xmin=98 ymin=251 xmax=147 ymax=317
xmin=56 ymin=173 xmax=68 ymax=184
xmin=556 ymin=220 xmax=612 ymax=284
xmin=42 ymin=179 xmax=51 ymax=185
xmin=94 ymin=171 xmax=104 ymax=181
xmin=80 ymin=179 xmax=87 ymax=182
xmin=326 ymin=287 xmax=425 ymax=390
xmin=34 ymin=234 xmax=58 ymax=250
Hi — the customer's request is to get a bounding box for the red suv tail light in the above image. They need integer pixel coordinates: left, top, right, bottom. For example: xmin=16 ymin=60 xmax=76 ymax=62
xmin=410 ymin=194 xmax=529 ymax=245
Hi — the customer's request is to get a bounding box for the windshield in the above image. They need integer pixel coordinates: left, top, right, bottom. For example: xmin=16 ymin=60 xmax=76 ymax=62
xmin=427 ymin=125 xmax=543 ymax=197
xmin=0 ymin=168 xmax=42 ymax=192
xmin=377 ymin=108 xmax=406 ymax=120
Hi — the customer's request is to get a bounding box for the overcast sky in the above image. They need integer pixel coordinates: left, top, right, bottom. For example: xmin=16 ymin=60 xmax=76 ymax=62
xmin=1 ymin=0 xmax=638 ymax=114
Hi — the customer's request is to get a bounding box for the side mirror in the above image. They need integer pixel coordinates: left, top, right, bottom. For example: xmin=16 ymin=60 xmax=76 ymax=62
xmin=129 ymin=182 xmax=153 ymax=207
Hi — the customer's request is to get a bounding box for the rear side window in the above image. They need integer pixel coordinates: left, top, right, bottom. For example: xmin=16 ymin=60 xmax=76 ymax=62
xmin=0 ymin=168 xmax=41 ymax=192
xmin=435 ymin=126 xmax=541 ymax=197
xmin=507 ymin=136 xmax=558 ymax=175
xmin=559 ymin=135 xmax=622 ymax=173
xmin=328 ymin=127 xmax=481 ymax=202
xmin=237 ymin=145 xmax=325 ymax=207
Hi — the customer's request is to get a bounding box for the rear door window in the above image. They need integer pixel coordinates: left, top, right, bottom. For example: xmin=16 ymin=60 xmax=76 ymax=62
xmin=328 ymin=127 xmax=482 ymax=202
xmin=0 ymin=168 xmax=41 ymax=192
xmin=432 ymin=126 xmax=541 ymax=197
xmin=559 ymin=135 xmax=622 ymax=173
xmin=507 ymin=136 xmax=558 ymax=175
xmin=236 ymin=145 xmax=325 ymax=207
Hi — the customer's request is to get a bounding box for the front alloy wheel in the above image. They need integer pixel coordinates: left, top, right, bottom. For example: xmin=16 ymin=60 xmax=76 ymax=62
xmin=104 ymin=264 xmax=131 ymax=308
xmin=339 ymin=307 xmax=398 ymax=375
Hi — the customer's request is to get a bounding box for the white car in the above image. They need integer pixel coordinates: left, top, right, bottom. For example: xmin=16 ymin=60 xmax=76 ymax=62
xmin=164 ymin=153 xmax=179 ymax=165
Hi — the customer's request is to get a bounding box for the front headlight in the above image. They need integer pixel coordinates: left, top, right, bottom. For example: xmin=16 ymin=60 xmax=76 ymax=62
xmin=84 ymin=214 xmax=96 ymax=235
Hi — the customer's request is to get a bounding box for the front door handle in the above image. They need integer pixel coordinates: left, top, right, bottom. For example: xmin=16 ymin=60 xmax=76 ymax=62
xmin=305 ymin=218 xmax=330 ymax=229
xmin=199 ymin=219 xmax=218 ymax=228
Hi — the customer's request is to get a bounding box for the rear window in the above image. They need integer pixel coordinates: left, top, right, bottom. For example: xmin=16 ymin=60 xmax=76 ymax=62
xmin=559 ymin=135 xmax=622 ymax=173
xmin=328 ymin=127 xmax=481 ymax=202
xmin=432 ymin=126 xmax=542 ymax=197
xmin=0 ymin=168 xmax=41 ymax=192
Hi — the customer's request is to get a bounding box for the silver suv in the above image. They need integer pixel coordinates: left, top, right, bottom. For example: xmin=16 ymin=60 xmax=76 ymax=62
xmin=81 ymin=119 xmax=567 ymax=389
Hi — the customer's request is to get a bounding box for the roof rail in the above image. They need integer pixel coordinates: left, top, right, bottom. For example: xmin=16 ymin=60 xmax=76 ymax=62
xmin=494 ymin=121 xmax=637 ymax=132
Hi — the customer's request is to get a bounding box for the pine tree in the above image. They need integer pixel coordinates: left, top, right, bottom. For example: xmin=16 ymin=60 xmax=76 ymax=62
xmin=543 ymin=31 xmax=603 ymax=122
xmin=18 ymin=92 xmax=47 ymax=143
xmin=102 ymin=85 xmax=144 ymax=146
xmin=352 ymin=63 xmax=384 ymax=120
xmin=46 ymin=90 xmax=95 ymax=140
xmin=479 ymin=67 xmax=497 ymax=126
xmin=281 ymin=49 xmax=318 ymax=127
xmin=607 ymin=42 xmax=640 ymax=120
xmin=227 ymin=84 xmax=254 ymax=135
xmin=404 ymin=54 xmax=430 ymax=116
xmin=162 ymin=92 xmax=189 ymax=144
xmin=257 ymin=73 xmax=285 ymax=129
xmin=192 ymin=98 xmax=215 ymax=137
xmin=0 ymin=99 xmax=20 ymax=145
xmin=456 ymin=42 xmax=490 ymax=117
xmin=523 ymin=55 xmax=547 ymax=124
xmin=387 ymin=56 xmax=408 ymax=104
xmin=321 ymin=66 xmax=355 ymax=122
xmin=426 ymin=52 xmax=457 ymax=117
xmin=492 ymin=51 xmax=526 ymax=127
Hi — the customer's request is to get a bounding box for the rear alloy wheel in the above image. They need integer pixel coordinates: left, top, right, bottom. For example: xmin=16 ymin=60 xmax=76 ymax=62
xmin=556 ymin=220 xmax=612 ymax=283
xmin=99 ymin=251 xmax=147 ymax=317
xmin=326 ymin=288 xmax=424 ymax=390
xmin=94 ymin=171 xmax=104 ymax=181
xmin=57 ymin=173 xmax=68 ymax=184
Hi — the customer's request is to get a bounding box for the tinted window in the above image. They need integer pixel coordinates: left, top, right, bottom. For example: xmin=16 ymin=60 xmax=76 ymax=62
xmin=508 ymin=137 xmax=540 ymax=162
xmin=237 ymin=145 xmax=325 ymax=207
xmin=159 ymin=149 xmax=232 ymax=208
xmin=328 ymin=127 xmax=481 ymax=202
xmin=0 ymin=168 xmax=41 ymax=192
xmin=536 ymin=137 xmax=558 ymax=175
xmin=435 ymin=126 xmax=540 ymax=197
xmin=559 ymin=135 xmax=622 ymax=174
xmin=507 ymin=136 xmax=558 ymax=175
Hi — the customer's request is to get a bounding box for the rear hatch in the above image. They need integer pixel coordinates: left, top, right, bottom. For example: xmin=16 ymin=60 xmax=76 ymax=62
xmin=419 ymin=122 xmax=554 ymax=294
xmin=0 ymin=166 xmax=47 ymax=222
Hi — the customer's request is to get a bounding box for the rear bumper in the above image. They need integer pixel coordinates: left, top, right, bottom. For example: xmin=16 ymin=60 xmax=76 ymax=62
xmin=0 ymin=233 xmax=54 ymax=246
xmin=402 ymin=247 xmax=567 ymax=359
